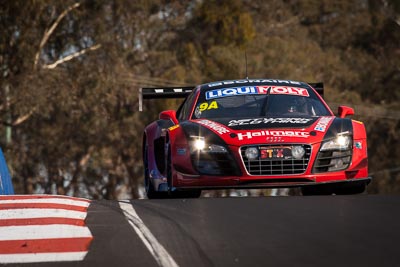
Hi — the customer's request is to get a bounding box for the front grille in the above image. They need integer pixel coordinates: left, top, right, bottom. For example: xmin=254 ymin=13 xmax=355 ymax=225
xmin=240 ymin=144 xmax=312 ymax=175
xmin=313 ymin=150 xmax=352 ymax=173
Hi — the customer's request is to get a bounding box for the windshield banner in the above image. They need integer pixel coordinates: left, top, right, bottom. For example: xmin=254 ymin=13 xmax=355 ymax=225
xmin=205 ymin=86 xmax=309 ymax=100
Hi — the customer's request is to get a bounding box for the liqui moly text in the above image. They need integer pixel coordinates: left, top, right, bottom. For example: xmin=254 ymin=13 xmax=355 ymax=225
xmin=205 ymin=86 xmax=309 ymax=100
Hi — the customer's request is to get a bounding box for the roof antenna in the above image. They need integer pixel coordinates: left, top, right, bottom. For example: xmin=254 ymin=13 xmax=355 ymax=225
xmin=245 ymin=50 xmax=249 ymax=80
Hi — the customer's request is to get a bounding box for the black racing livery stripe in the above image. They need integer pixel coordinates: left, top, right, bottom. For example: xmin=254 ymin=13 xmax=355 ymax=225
xmin=323 ymin=118 xmax=353 ymax=140
xmin=179 ymin=121 xmax=227 ymax=145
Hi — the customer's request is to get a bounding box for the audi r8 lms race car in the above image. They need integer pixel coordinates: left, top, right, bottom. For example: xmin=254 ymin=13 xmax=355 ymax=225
xmin=140 ymin=79 xmax=371 ymax=198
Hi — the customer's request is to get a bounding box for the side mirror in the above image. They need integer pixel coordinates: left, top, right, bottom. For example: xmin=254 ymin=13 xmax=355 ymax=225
xmin=338 ymin=106 xmax=355 ymax=118
xmin=159 ymin=110 xmax=178 ymax=124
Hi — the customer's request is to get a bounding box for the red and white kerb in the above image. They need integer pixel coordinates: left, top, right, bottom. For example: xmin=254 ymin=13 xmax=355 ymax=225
xmin=0 ymin=195 xmax=93 ymax=264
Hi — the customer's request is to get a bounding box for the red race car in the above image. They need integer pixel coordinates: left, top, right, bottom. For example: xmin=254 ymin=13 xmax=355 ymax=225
xmin=140 ymin=79 xmax=370 ymax=198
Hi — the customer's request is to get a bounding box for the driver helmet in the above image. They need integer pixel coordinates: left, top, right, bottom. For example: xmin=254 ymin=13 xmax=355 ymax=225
xmin=287 ymin=97 xmax=306 ymax=113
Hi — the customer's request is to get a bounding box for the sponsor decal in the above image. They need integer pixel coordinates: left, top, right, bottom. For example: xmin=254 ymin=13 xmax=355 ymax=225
xmin=228 ymin=117 xmax=312 ymax=127
xmin=266 ymin=136 xmax=284 ymax=142
xmin=168 ymin=125 xmax=180 ymax=131
xmin=205 ymin=86 xmax=309 ymax=100
xmin=260 ymin=146 xmax=292 ymax=159
xmin=314 ymin=117 xmax=333 ymax=132
xmin=195 ymin=101 xmax=219 ymax=118
xmin=207 ymin=79 xmax=301 ymax=87
xmin=194 ymin=107 xmax=202 ymax=118
xmin=237 ymin=130 xmax=309 ymax=140
xmin=206 ymin=86 xmax=262 ymax=100
xmin=198 ymin=101 xmax=219 ymax=111
xmin=177 ymin=148 xmax=187 ymax=155
xmin=355 ymin=142 xmax=362 ymax=149
xmin=196 ymin=119 xmax=230 ymax=135
xmin=267 ymin=86 xmax=309 ymax=97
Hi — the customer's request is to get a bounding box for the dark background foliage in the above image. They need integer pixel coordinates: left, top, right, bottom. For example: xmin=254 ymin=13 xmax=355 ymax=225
xmin=1 ymin=0 xmax=399 ymax=199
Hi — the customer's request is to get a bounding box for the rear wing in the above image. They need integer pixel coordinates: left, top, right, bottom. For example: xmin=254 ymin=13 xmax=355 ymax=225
xmin=138 ymin=83 xmax=323 ymax=110
xmin=308 ymin=82 xmax=324 ymax=98
xmin=139 ymin=86 xmax=194 ymax=111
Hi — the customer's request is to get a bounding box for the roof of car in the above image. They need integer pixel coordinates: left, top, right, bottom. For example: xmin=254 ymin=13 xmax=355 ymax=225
xmin=199 ymin=79 xmax=311 ymax=91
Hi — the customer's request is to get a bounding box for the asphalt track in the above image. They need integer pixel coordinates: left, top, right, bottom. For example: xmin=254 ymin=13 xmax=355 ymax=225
xmin=2 ymin=195 xmax=400 ymax=267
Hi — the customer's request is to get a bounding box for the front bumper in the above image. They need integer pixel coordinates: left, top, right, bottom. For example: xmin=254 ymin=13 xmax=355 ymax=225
xmin=173 ymin=169 xmax=371 ymax=190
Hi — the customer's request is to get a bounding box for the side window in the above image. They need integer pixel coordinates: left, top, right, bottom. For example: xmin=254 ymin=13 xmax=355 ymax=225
xmin=177 ymin=90 xmax=197 ymax=121
xmin=176 ymin=100 xmax=186 ymax=121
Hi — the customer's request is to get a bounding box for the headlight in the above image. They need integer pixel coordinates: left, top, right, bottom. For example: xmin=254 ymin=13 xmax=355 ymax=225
xmin=313 ymin=132 xmax=353 ymax=173
xmin=189 ymin=136 xmax=227 ymax=154
xmin=320 ymin=133 xmax=352 ymax=151
xmin=193 ymin=139 xmax=205 ymax=150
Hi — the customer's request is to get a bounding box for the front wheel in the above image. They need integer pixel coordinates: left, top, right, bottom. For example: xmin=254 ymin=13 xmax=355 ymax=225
xmin=145 ymin=173 xmax=167 ymax=199
xmin=169 ymin=190 xmax=202 ymax=199
xmin=144 ymin=144 xmax=166 ymax=199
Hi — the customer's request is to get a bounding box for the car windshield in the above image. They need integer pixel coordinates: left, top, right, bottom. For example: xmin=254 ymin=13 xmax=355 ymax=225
xmin=192 ymin=87 xmax=331 ymax=119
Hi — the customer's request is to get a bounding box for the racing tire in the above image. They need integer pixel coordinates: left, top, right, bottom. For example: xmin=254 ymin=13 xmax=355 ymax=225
xmin=145 ymin=175 xmax=167 ymax=199
xmin=169 ymin=190 xmax=202 ymax=199
xmin=145 ymin=176 xmax=163 ymax=199
xmin=144 ymin=143 xmax=166 ymax=199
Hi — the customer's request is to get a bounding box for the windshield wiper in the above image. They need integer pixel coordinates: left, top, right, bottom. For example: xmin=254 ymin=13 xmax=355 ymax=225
xmin=260 ymin=87 xmax=271 ymax=116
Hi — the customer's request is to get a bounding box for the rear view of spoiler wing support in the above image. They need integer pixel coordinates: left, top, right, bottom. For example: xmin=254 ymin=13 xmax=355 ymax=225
xmin=139 ymin=86 xmax=194 ymax=111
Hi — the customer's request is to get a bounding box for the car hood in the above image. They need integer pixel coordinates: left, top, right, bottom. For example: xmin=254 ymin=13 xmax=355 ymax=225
xmin=211 ymin=117 xmax=318 ymax=130
xmin=182 ymin=116 xmax=351 ymax=146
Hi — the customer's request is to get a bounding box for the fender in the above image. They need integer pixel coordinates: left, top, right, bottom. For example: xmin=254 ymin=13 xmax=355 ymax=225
xmin=167 ymin=123 xmax=199 ymax=178
xmin=143 ymin=119 xmax=175 ymax=192
xmin=352 ymin=120 xmax=367 ymax=140
xmin=349 ymin=120 xmax=368 ymax=176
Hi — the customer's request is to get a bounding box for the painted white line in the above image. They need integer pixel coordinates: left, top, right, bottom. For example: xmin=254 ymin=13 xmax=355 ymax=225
xmin=0 ymin=224 xmax=92 ymax=240
xmin=0 ymin=198 xmax=90 ymax=207
xmin=0 ymin=252 xmax=88 ymax=263
xmin=119 ymin=201 xmax=179 ymax=267
xmin=0 ymin=208 xmax=87 ymax=220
